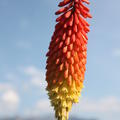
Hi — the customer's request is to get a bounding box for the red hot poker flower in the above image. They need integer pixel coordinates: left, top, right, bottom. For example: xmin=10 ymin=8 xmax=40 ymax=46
xmin=46 ymin=0 xmax=92 ymax=120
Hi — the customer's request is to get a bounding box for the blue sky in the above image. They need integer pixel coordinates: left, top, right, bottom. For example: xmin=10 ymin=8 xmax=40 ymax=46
xmin=0 ymin=0 xmax=120 ymax=120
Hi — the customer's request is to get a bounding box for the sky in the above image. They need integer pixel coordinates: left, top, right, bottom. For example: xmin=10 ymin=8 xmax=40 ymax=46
xmin=0 ymin=0 xmax=120 ymax=120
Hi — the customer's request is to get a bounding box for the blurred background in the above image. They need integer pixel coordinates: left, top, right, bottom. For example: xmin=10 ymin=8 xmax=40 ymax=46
xmin=0 ymin=0 xmax=120 ymax=120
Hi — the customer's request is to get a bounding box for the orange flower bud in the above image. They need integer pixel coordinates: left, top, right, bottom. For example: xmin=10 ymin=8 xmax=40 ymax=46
xmin=46 ymin=0 xmax=92 ymax=120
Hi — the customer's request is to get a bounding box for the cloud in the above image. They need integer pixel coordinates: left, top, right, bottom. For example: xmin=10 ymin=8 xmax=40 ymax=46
xmin=0 ymin=83 xmax=20 ymax=117
xmin=72 ymin=96 xmax=120 ymax=113
xmin=23 ymin=96 xmax=120 ymax=119
xmin=1 ymin=90 xmax=19 ymax=105
xmin=5 ymin=66 xmax=46 ymax=89
xmin=24 ymin=98 xmax=54 ymax=117
xmin=1 ymin=65 xmax=46 ymax=117
xmin=2 ymin=66 xmax=120 ymax=119
xmin=23 ymin=66 xmax=46 ymax=88
xmin=3 ymin=66 xmax=46 ymax=99
xmin=71 ymin=96 xmax=120 ymax=120
xmin=0 ymin=83 xmax=12 ymax=91
xmin=112 ymin=48 xmax=120 ymax=57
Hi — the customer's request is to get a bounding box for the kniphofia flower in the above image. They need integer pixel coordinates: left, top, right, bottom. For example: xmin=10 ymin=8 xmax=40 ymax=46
xmin=46 ymin=0 xmax=92 ymax=120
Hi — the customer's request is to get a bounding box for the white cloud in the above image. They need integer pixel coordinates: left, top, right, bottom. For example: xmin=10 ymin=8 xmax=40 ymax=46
xmin=112 ymin=48 xmax=120 ymax=57
xmin=24 ymin=96 xmax=120 ymax=119
xmin=2 ymin=66 xmax=120 ymax=119
xmin=0 ymin=83 xmax=12 ymax=91
xmin=24 ymin=99 xmax=54 ymax=117
xmin=5 ymin=66 xmax=46 ymax=89
xmin=23 ymin=66 xmax=46 ymax=88
xmin=2 ymin=90 xmax=19 ymax=105
xmin=0 ymin=83 xmax=20 ymax=116
xmin=72 ymin=96 xmax=120 ymax=113
xmin=36 ymin=99 xmax=52 ymax=112
xmin=24 ymin=66 xmax=40 ymax=76
xmin=3 ymin=66 xmax=47 ymax=95
xmin=71 ymin=96 xmax=120 ymax=120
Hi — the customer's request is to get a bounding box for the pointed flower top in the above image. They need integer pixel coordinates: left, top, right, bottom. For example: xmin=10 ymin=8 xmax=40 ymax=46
xmin=46 ymin=0 xmax=92 ymax=120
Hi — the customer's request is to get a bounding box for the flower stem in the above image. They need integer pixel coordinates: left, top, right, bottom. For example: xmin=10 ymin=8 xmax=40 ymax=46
xmin=58 ymin=107 xmax=68 ymax=120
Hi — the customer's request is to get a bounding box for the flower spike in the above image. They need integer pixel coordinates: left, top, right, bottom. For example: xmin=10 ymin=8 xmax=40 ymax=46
xmin=46 ymin=0 xmax=92 ymax=120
